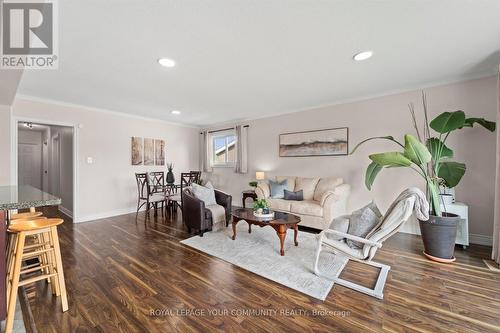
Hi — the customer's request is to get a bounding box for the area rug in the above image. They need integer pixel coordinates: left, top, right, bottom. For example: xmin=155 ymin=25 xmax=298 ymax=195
xmin=180 ymin=223 xmax=348 ymax=300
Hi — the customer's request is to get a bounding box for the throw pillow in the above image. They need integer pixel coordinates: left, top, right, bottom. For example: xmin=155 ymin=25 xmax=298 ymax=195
xmin=191 ymin=183 xmax=217 ymax=206
xmin=269 ymin=179 xmax=288 ymax=199
xmin=346 ymin=201 xmax=381 ymax=249
xmin=284 ymin=189 xmax=304 ymax=201
xmin=204 ymin=181 xmax=214 ymax=189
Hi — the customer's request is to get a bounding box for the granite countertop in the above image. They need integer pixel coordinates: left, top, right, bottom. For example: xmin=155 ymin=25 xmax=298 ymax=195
xmin=0 ymin=185 xmax=61 ymax=210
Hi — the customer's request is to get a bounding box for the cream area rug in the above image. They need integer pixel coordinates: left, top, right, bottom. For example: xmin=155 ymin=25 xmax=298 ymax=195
xmin=181 ymin=222 xmax=348 ymax=300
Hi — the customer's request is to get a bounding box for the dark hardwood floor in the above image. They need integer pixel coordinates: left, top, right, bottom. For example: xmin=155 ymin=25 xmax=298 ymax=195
xmin=24 ymin=206 xmax=500 ymax=332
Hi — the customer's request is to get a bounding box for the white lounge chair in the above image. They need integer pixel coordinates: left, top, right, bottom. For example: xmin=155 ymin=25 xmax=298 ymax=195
xmin=313 ymin=187 xmax=428 ymax=299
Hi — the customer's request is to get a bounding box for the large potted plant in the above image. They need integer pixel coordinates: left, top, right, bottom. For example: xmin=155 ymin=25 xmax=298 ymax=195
xmin=352 ymin=96 xmax=495 ymax=262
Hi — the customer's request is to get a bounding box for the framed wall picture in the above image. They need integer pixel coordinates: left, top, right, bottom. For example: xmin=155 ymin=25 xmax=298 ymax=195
xmin=279 ymin=127 xmax=349 ymax=157
xmin=131 ymin=137 xmax=143 ymax=165
xmin=144 ymin=138 xmax=155 ymax=166
xmin=155 ymin=139 xmax=165 ymax=165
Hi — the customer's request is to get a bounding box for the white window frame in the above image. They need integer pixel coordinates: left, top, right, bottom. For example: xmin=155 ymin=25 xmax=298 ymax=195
xmin=209 ymin=130 xmax=237 ymax=168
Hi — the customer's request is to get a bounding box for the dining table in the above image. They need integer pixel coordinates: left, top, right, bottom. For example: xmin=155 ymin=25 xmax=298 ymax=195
xmin=0 ymin=185 xmax=61 ymax=321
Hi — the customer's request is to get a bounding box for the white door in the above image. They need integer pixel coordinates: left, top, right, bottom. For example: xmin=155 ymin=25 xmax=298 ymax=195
xmin=18 ymin=143 xmax=42 ymax=189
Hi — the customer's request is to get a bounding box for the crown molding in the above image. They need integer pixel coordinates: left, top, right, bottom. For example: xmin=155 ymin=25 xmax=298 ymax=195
xmin=14 ymin=94 xmax=200 ymax=129
xmin=201 ymin=70 xmax=496 ymax=129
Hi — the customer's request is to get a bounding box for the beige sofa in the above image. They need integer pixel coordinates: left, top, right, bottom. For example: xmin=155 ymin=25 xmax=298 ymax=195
xmin=255 ymin=176 xmax=350 ymax=230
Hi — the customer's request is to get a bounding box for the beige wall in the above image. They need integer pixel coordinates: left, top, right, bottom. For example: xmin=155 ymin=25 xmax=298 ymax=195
xmin=206 ymin=76 xmax=497 ymax=239
xmin=0 ymin=105 xmax=11 ymax=185
xmin=12 ymin=98 xmax=200 ymax=222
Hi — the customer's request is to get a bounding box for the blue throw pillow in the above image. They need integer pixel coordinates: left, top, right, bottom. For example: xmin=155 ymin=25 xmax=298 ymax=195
xmin=269 ymin=179 xmax=288 ymax=199
xmin=284 ymin=189 xmax=303 ymax=201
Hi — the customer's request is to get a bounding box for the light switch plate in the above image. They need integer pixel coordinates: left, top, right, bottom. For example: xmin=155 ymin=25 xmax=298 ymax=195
xmin=87 ymin=157 xmax=93 ymax=164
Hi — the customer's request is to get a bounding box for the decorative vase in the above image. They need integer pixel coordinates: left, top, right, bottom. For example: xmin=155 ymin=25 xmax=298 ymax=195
xmin=166 ymin=170 xmax=175 ymax=184
xmin=418 ymin=213 xmax=459 ymax=263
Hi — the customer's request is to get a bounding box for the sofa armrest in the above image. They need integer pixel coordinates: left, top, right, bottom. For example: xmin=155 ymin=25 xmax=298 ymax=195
xmin=255 ymin=182 xmax=270 ymax=199
xmin=322 ymin=184 xmax=350 ymax=226
xmin=215 ymin=189 xmax=232 ymax=223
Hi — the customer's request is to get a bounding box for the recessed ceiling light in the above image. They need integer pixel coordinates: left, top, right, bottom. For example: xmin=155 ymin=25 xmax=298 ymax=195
xmin=353 ymin=51 xmax=373 ymax=61
xmin=171 ymin=110 xmax=181 ymax=115
xmin=158 ymin=58 xmax=176 ymax=67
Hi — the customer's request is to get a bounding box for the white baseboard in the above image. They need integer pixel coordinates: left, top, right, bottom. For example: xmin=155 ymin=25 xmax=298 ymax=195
xmin=399 ymin=230 xmax=493 ymax=246
xmin=469 ymin=234 xmax=493 ymax=246
xmin=74 ymin=206 xmax=141 ymax=223
xmin=399 ymin=219 xmax=493 ymax=246
xmin=58 ymin=206 xmax=73 ymax=219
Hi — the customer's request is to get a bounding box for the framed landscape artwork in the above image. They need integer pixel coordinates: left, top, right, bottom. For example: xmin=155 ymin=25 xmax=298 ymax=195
xmin=131 ymin=137 xmax=143 ymax=165
xmin=279 ymin=127 xmax=349 ymax=157
xmin=144 ymin=138 xmax=155 ymax=166
xmin=155 ymin=139 xmax=165 ymax=165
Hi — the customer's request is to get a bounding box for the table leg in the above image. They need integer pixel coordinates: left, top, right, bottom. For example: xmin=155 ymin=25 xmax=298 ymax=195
xmin=232 ymin=217 xmax=239 ymax=240
xmin=242 ymin=197 xmax=246 ymax=208
xmin=294 ymin=224 xmax=298 ymax=246
xmin=276 ymin=225 xmax=287 ymax=256
xmin=248 ymin=223 xmax=252 ymax=233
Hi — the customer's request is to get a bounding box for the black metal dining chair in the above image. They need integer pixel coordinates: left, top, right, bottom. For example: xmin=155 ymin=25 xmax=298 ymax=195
xmin=189 ymin=171 xmax=202 ymax=184
xmin=148 ymin=171 xmax=169 ymax=216
xmin=135 ymin=173 xmax=168 ymax=221
xmin=168 ymin=172 xmax=198 ymax=213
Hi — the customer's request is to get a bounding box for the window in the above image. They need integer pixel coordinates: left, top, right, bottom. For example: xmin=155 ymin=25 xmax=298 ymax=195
xmin=210 ymin=131 xmax=236 ymax=167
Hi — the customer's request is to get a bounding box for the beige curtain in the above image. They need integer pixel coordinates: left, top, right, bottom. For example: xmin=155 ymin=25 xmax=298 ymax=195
xmin=234 ymin=125 xmax=248 ymax=174
xmin=493 ymin=66 xmax=500 ymax=264
xmin=200 ymin=130 xmax=212 ymax=173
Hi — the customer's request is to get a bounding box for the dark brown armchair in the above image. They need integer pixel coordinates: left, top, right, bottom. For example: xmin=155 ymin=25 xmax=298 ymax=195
xmin=182 ymin=188 xmax=232 ymax=237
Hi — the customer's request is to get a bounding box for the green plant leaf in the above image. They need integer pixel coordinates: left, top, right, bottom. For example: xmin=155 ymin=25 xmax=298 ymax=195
xmin=369 ymin=152 xmax=412 ymax=167
xmin=404 ymin=134 xmax=431 ymax=165
xmin=426 ymin=137 xmax=453 ymax=161
xmin=462 ymin=117 xmax=496 ymax=132
xmin=429 ymin=111 xmax=466 ymax=134
xmin=350 ymin=136 xmax=403 ymax=154
xmin=365 ymin=162 xmax=382 ymax=190
xmin=438 ymin=161 xmax=466 ymax=188
xmin=428 ymin=181 xmax=441 ymax=216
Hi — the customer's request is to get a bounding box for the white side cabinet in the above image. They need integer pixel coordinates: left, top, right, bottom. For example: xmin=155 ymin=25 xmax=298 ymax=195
xmin=441 ymin=202 xmax=469 ymax=248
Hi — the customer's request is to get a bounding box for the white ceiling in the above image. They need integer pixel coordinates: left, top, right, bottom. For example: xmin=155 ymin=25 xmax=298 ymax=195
xmin=18 ymin=0 xmax=500 ymax=126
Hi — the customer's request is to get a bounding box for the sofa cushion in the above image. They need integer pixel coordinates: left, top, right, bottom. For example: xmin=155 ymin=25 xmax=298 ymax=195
xmin=313 ymin=177 xmax=343 ymax=202
xmin=267 ymin=198 xmax=291 ymax=211
xmin=269 ymin=179 xmax=288 ymax=199
xmin=294 ymin=177 xmax=320 ymax=200
xmin=290 ymin=200 xmax=323 ymax=217
xmin=284 ymin=189 xmax=303 ymax=201
xmin=276 ymin=176 xmax=296 ymax=192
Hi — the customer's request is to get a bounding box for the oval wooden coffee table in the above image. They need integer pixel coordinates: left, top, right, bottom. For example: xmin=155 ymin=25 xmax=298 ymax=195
xmin=231 ymin=208 xmax=301 ymax=256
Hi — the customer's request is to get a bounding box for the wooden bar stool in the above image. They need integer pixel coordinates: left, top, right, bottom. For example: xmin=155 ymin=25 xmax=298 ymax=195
xmin=9 ymin=216 xmax=55 ymax=286
xmin=4 ymin=218 xmax=68 ymax=333
xmin=10 ymin=211 xmax=43 ymax=220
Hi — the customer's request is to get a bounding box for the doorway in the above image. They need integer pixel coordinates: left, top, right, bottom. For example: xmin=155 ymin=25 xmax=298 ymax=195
xmin=17 ymin=121 xmax=74 ymax=218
